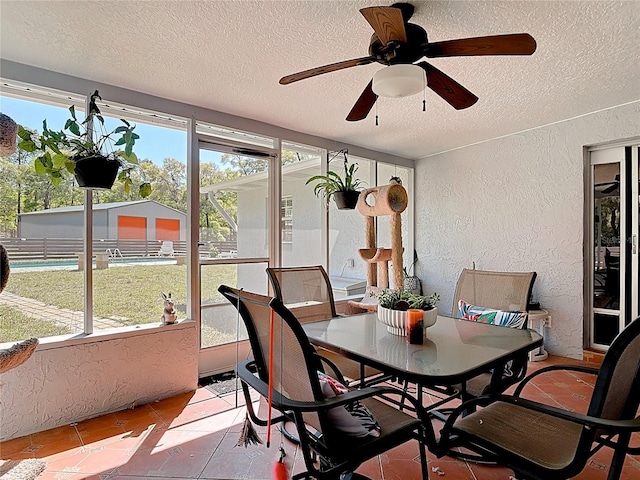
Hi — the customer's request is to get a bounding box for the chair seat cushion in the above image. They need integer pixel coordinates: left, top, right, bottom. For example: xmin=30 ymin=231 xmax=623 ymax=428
xmin=457 ymin=300 xmax=528 ymax=328
xmin=453 ymin=401 xmax=583 ymax=470
xmin=328 ymin=395 xmax=424 ymax=462
xmin=318 ymin=371 xmax=381 ymax=438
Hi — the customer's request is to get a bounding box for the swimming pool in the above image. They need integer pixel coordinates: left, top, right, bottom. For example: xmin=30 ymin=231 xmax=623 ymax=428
xmin=10 ymin=256 xmax=177 ymax=270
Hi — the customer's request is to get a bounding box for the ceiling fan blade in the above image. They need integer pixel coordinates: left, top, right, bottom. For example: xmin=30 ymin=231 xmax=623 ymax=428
xmin=418 ymin=62 xmax=478 ymax=110
xmin=425 ymin=33 xmax=537 ymax=57
xmin=280 ymin=56 xmax=376 ymax=85
xmin=346 ymin=81 xmax=378 ymax=122
xmin=360 ymin=6 xmax=407 ymax=45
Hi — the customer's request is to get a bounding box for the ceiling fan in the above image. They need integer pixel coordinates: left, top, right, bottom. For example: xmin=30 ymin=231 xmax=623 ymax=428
xmin=279 ymin=2 xmax=537 ymax=121
xmin=596 ymin=174 xmax=620 ymax=195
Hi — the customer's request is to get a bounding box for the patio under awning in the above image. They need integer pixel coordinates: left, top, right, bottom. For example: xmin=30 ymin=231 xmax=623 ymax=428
xmin=200 ymin=158 xmax=322 ymax=232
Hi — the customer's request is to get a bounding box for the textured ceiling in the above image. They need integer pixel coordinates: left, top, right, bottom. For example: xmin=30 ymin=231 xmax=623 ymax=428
xmin=1 ymin=1 xmax=638 ymax=160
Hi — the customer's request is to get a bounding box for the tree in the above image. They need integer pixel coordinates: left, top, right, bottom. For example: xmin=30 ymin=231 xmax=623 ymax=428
xmin=281 ymin=149 xmax=317 ymax=165
xmin=0 ymin=149 xmax=75 ymax=234
xmin=0 ymin=155 xmax=20 ymax=235
xmin=220 ymin=153 xmax=268 ymax=175
xmin=145 ymin=158 xmax=187 ymax=211
xmin=220 ymin=149 xmax=312 ymax=174
xmin=199 ymin=161 xmax=236 ymax=241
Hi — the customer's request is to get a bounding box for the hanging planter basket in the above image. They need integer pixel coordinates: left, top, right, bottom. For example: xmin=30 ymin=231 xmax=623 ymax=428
xmin=333 ymin=190 xmax=360 ymax=210
xmin=73 ymin=155 xmax=120 ymax=190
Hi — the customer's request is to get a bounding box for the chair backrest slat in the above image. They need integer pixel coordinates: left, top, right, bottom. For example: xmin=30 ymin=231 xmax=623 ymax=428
xmin=219 ymin=285 xmax=324 ymax=433
xmin=267 ymin=266 xmax=337 ymax=322
xmin=452 ymin=269 xmax=537 ymax=314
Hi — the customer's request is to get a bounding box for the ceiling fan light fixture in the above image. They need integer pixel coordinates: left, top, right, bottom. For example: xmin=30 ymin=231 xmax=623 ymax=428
xmin=372 ymin=64 xmax=426 ymax=98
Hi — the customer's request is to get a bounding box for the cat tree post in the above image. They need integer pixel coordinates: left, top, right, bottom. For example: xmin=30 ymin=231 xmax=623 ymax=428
xmin=390 ymin=213 xmax=403 ymax=290
xmin=364 ymin=216 xmax=377 ymax=287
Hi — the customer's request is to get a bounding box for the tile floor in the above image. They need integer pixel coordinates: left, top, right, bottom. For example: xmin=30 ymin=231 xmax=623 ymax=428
xmin=1 ymin=355 xmax=639 ymax=480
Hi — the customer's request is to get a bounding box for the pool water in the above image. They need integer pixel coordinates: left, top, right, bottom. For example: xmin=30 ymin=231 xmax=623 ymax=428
xmin=10 ymin=257 xmax=176 ymax=270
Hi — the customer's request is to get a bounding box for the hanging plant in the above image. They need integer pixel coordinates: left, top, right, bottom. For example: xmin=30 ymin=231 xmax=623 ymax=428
xmin=305 ymin=151 xmax=363 ymax=210
xmin=16 ymin=90 xmax=151 ymax=197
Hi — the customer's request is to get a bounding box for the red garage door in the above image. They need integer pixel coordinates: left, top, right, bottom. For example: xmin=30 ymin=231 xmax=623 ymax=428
xmin=118 ymin=216 xmax=147 ymax=240
xmin=156 ymin=218 xmax=180 ymax=241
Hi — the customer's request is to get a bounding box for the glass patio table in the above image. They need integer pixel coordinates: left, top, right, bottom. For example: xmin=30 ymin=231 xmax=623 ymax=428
xmin=302 ymin=312 xmax=543 ymax=406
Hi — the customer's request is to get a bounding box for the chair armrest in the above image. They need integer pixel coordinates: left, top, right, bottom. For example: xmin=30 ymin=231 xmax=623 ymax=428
xmin=437 ymin=392 xmax=640 ymax=457
xmin=237 ymin=359 xmax=432 ymax=425
xmin=513 ymin=364 xmax=599 ymax=397
xmin=502 ymin=395 xmax=640 ymax=432
xmin=440 ymin=395 xmax=640 ymax=446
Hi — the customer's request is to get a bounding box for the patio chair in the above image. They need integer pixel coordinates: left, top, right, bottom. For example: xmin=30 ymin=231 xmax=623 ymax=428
xmin=603 ymin=248 xmax=620 ymax=309
xmin=158 ymin=240 xmax=174 ymax=256
xmin=266 ymin=266 xmax=386 ymax=387
xmin=218 ymin=285 xmax=432 ymax=480
xmin=438 ymin=315 xmax=640 ymax=480
xmin=409 ymin=268 xmax=536 ymax=445
xmin=450 ymin=268 xmax=537 ymax=401
xmin=452 ymin=268 xmax=536 ymax=314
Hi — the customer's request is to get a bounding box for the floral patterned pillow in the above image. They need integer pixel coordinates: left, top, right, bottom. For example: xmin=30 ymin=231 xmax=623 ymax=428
xmin=457 ymin=300 xmax=528 ymax=329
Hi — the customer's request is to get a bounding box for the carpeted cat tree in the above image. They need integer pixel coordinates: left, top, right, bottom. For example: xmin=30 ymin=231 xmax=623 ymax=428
xmin=348 ymin=179 xmax=408 ymax=312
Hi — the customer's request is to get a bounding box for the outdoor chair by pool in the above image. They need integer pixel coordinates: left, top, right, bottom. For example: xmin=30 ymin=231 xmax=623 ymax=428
xmin=218 ymin=285 xmax=432 ymax=480
xmin=266 ymin=265 xmax=386 ymax=387
xmin=158 ymin=241 xmax=174 ymax=256
xmin=438 ymin=315 xmax=640 ymax=480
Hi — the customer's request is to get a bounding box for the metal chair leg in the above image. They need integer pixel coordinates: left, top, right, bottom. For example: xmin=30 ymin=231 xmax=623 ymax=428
xmin=607 ymin=432 xmax=631 ymax=480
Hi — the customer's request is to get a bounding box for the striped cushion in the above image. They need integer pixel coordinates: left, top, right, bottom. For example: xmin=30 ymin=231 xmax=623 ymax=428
xmin=318 ymin=371 xmax=381 ymax=437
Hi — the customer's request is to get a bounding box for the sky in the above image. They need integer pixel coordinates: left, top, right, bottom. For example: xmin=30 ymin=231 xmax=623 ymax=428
xmin=1 ymin=95 xmax=207 ymax=165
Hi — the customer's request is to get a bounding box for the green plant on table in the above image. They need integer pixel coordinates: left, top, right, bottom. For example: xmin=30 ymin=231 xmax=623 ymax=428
xmin=372 ymin=289 xmax=439 ymax=311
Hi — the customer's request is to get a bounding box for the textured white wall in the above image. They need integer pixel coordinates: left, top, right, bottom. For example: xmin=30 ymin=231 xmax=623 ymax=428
xmin=415 ymin=102 xmax=640 ymax=359
xmin=0 ymin=323 xmax=198 ymax=441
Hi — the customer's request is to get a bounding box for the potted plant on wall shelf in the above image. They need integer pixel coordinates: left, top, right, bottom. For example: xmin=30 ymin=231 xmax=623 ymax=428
xmin=305 ymin=151 xmax=363 ymax=210
xmin=373 ymin=289 xmax=440 ymax=335
xmin=16 ymin=90 xmax=152 ymax=197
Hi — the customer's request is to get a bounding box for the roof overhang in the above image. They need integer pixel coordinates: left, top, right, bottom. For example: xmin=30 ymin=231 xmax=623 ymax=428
xmin=200 ymin=157 xmax=321 ymax=194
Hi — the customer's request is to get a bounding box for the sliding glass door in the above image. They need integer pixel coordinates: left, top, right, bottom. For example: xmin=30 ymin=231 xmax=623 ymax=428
xmin=589 ymin=144 xmax=639 ymax=348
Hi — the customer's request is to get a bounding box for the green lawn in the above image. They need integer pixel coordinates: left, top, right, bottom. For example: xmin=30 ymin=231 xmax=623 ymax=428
xmin=0 ymin=305 xmax=72 ymax=342
xmin=3 ymin=264 xmax=237 ymax=336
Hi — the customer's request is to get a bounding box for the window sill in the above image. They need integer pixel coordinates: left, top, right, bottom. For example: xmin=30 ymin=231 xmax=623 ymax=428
xmin=1 ymin=319 xmax=195 ymax=351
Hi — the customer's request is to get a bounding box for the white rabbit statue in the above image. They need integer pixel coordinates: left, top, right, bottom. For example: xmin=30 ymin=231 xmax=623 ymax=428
xmin=161 ymin=292 xmax=177 ymax=325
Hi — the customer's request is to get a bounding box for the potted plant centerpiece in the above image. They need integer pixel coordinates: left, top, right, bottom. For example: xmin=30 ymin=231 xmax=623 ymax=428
xmin=306 ymin=151 xmax=363 ymax=209
xmin=16 ymin=90 xmax=151 ymax=197
xmin=373 ymin=289 xmax=440 ymax=335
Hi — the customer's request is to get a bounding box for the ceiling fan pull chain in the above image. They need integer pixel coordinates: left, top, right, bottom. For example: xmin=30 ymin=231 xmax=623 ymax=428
xmin=422 ymin=75 xmax=427 ymax=112
xmin=375 ymin=101 xmax=379 ymax=126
